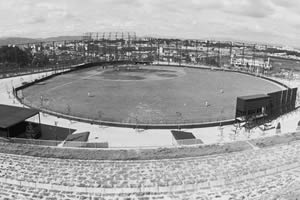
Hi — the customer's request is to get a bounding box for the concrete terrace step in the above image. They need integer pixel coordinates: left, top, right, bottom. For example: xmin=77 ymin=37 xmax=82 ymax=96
xmin=0 ymin=166 xmax=299 ymax=199
xmin=0 ymin=142 xmax=299 ymax=197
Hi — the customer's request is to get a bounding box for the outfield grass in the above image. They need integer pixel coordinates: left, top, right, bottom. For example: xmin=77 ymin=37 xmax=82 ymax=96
xmin=22 ymin=65 xmax=282 ymax=125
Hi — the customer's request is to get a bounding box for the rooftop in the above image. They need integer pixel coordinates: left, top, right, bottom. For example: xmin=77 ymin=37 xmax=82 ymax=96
xmin=0 ymin=104 xmax=39 ymax=129
xmin=238 ymin=94 xmax=270 ymax=101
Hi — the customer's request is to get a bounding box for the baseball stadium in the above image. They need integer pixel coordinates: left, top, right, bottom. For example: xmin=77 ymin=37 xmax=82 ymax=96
xmin=0 ymin=32 xmax=300 ymax=199
xmin=20 ymin=64 xmax=283 ymax=127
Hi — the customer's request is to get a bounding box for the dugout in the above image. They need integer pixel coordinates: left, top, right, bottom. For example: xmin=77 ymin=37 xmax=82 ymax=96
xmin=235 ymin=94 xmax=271 ymax=122
xmin=0 ymin=104 xmax=40 ymax=138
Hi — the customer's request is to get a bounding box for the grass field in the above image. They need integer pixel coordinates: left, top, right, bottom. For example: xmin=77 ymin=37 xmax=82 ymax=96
xmin=22 ymin=65 xmax=282 ymax=125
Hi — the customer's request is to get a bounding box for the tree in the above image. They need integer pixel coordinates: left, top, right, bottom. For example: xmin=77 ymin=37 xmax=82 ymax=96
xmin=0 ymin=46 xmax=32 ymax=67
xmin=31 ymin=53 xmax=49 ymax=67
xmin=206 ymin=57 xmax=218 ymax=66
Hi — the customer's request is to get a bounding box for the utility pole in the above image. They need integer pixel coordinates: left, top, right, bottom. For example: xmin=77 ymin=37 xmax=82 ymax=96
xmin=242 ymin=43 xmax=245 ymax=67
xmin=253 ymin=44 xmax=256 ymax=73
xmin=218 ymin=41 xmax=221 ymax=67
xmin=157 ymin=39 xmax=160 ymax=64
xmin=206 ymin=40 xmax=209 ymax=65
xmin=195 ymin=40 xmax=198 ymax=64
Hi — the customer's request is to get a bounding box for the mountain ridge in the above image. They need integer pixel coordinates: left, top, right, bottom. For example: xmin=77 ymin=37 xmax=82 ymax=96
xmin=0 ymin=35 xmax=295 ymax=49
xmin=0 ymin=36 xmax=82 ymax=46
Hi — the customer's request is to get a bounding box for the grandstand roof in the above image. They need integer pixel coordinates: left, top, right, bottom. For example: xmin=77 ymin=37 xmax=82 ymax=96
xmin=0 ymin=104 xmax=39 ymax=129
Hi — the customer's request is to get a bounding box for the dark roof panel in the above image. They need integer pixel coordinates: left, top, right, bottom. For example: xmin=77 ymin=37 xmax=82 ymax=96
xmin=65 ymin=132 xmax=90 ymax=142
xmin=0 ymin=104 xmax=39 ymax=129
xmin=171 ymin=130 xmax=196 ymax=140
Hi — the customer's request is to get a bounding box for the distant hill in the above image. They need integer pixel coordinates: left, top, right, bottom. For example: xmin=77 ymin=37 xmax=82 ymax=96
xmin=0 ymin=36 xmax=82 ymax=46
xmin=42 ymin=36 xmax=82 ymax=42
xmin=0 ymin=37 xmax=40 ymax=46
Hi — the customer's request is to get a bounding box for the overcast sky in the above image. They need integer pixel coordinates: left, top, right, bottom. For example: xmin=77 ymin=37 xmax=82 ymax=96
xmin=0 ymin=0 xmax=300 ymax=47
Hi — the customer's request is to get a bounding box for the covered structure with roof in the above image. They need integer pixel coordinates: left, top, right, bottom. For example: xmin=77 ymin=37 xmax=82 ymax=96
xmin=235 ymin=94 xmax=270 ymax=122
xmin=0 ymin=104 xmax=41 ymax=138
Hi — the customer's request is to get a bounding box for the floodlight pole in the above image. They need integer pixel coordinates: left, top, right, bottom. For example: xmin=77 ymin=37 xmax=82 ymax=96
xmin=157 ymin=40 xmax=160 ymax=64
xmin=242 ymin=43 xmax=245 ymax=67
xmin=149 ymin=38 xmax=153 ymax=63
xmin=185 ymin=40 xmax=188 ymax=64
xmin=206 ymin=40 xmax=209 ymax=65
xmin=195 ymin=40 xmax=198 ymax=64
xmin=176 ymin=40 xmax=179 ymax=64
xmin=167 ymin=41 xmax=170 ymax=65
xmin=179 ymin=41 xmax=182 ymax=66
xmin=218 ymin=41 xmax=221 ymax=67
xmin=253 ymin=44 xmax=256 ymax=73
xmin=138 ymin=38 xmax=142 ymax=62
xmin=229 ymin=42 xmax=232 ymax=63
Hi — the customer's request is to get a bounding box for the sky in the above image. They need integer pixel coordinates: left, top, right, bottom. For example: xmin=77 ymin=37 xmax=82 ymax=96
xmin=0 ymin=0 xmax=300 ymax=47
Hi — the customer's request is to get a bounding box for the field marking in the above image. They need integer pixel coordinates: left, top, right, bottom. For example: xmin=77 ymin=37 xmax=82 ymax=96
xmin=44 ymin=71 xmax=103 ymax=92
xmin=245 ymin=140 xmax=260 ymax=150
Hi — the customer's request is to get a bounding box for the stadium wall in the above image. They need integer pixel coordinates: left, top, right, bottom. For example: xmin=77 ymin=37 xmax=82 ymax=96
xmin=267 ymin=88 xmax=298 ymax=118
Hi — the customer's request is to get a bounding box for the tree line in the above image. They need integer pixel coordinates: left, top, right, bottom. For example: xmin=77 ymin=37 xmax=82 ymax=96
xmin=0 ymin=46 xmax=49 ymax=68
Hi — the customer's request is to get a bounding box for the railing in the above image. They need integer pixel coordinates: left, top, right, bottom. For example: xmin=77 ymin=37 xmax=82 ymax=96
xmin=176 ymin=139 xmax=203 ymax=146
xmin=9 ymin=138 xmax=110 ymax=148
xmin=63 ymin=141 xmax=109 ymax=148
xmin=10 ymin=138 xmax=61 ymax=146
xmin=8 ymin=137 xmax=178 ymax=149
xmin=20 ymin=102 xmax=236 ymax=129
xmin=0 ymin=64 xmax=75 ymax=79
